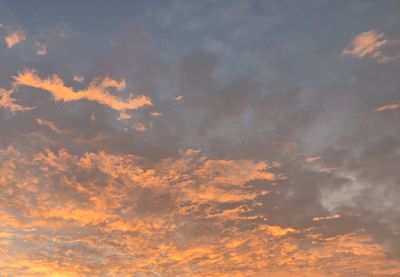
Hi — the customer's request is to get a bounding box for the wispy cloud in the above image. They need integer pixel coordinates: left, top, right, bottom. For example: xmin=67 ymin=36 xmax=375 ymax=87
xmin=175 ymin=95 xmax=184 ymax=101
xmin=4 ymin=29 xmax=26 ymax=48
xmin=374 ymin=101 xmax=400 ymax=112
xmin=342 ymin=30 xmax=399 ymax=63
xmin=150 ymin=111 xmax=162 ymax=117
xmin=13 ymin=69 xmax=152 ymax=112
xmin=36 ymin=118 xmax=65 ymax=134
xmin=132 ymin=122 xmax=148 ymax=132
xmin=0 ymin=88 xmax=33 ymax=113
xmin=117 ymin=111 xmax=132 ymax=121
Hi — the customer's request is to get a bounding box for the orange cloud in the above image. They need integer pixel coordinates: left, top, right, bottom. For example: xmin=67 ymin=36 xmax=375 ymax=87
xmin=195 ymin=159 xmax=276 ymax=182
xmin=32 ymin=208 xmax=107 ymax=226
xmin=13 ymin=69 xmax=152 ymax=112
xmin=36 ymin=118 xmax=65 ymax=134
xmin=150 ymin=111 xmax=162 ymax=117
xmin=1 ymin=146 xmax=400 ymax=276
xmin=0 ymin=88 xmax=34 ymax=113
xmin=306 ymin=156 xmax=321 ymax=163
xmin=72 ymin=75 xmax=85 ymax=82
xmin=4 ymin=29 xmax=26 ymax=48
xmin=133 ymin=122 xmax=148 ymax=132
xmin=117 ymin=111 xmax=132 ymax=121
xmin=312 ymin=214 xmax=341 ymax=221
xmin=259 ymin=224 xmax=297 ymax=237
xmin=342 ymin=30 xmax=399 ymax=63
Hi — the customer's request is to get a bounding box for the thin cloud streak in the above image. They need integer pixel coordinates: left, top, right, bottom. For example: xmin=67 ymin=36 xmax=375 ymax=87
xmin=4 ymin=29 xmax=26 ymax=48
xmin=13 ymin=69 xmax=152 ymax=112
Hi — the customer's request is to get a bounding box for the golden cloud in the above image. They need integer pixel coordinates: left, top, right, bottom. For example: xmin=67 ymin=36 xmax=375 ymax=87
xmin=374 ymin=101 xmax=400 ymax=112
xmin=342 ymin=30 xmax=399 ymax=63
xmin=13 ymin=69 xmax=152 ymax=112
xmin=1 ymin=146 xmax=399 ymax=276
xmin=4 ymin=29 xmax=26 ymax=48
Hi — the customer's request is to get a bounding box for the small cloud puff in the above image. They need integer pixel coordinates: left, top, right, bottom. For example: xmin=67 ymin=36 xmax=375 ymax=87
xmin=4 ymin=29 xmax=26 ymax=49
xmin=342 ymin=30 xmax=400 ymax=63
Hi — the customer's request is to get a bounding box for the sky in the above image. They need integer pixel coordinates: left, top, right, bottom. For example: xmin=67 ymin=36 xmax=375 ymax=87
xmin=0 ymin=0 xmax=400 ymax=276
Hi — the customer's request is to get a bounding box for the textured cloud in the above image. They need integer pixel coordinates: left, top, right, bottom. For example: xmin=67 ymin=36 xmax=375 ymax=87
xmin=0 ymin=88 xmax=33 ymax=113
xmin=1 ymin=145 xmax=399 ymax=276
xmin=342 ymin=30 xmax=388 ymax=58
xmin=72 ymin=75 xmax=85 ymax=82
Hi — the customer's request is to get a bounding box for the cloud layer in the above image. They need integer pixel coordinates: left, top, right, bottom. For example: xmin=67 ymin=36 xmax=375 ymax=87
xmin=1 ymin=0 xmax=400 ymax=276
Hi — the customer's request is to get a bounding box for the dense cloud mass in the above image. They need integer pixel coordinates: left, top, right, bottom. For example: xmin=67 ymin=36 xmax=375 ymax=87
xmin=1 ymin=0 xmax=400 ymax=276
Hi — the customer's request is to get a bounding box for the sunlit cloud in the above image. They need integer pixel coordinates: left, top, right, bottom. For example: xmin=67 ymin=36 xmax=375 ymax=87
xmin=13 ymin=69 xmax=152 ymax=112
xmin=1 ymin=145 xmax=398 ymax=275
xmin=342 ymin=30 xmax=400 ymax=63
xmin=117 ymin=111 xmax=132 ymax=121
xmin=132 ymin=122 xmax=148 ymax=132
xmin=374 ymin=101 xmax=400 ymax=112
xmin=305 ymin=156 xmax=321 ymax=163
xmin=0 ymin=88 xmax=34 ymax=113
xmin=4 ymin=29 xmax=26 ymax=48
xmin=312 ymin=214 xmax=341 ymax=221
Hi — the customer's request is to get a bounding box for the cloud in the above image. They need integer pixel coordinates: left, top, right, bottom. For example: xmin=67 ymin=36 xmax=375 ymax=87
xmin=4 ymin=29 xmax=26 ymax=48
xmin=312 ymin=214 xmax=341 ymax=221
xmin=342 ymin=30 xmax=399 ymax=63
xmin=0 ymin=88 xmax=33 ymax=113
xmin=35 ymin=42 xmax=47 ymax=56
xmin=305 ymin=156 xmax=321 ymax=163
xmin=13 ymin=69 xmax=152 ymax=112
xmin=72 ymin=75 xmax=85 ymax=82
xmin=1 ymin=1 xmax=400 ymax=275
xmin=374 ymin=101 xmax=400 ymax=112
xmin=150 ymin=111 xmax=162 ymax=117
xmin=175 ymin=95 xmax=184 ymax=101
xmin=259 ymin=224 xmax=297 ymax=237
xmin=36 ymin=118 xmax=65 ymax=134
xmin=117 ymin=111 xmax=132 ymax=121
xmin=133 ymin=122 xmax=147 ymax=132
xmin=1 ymin=145 xmax=399 ymax=275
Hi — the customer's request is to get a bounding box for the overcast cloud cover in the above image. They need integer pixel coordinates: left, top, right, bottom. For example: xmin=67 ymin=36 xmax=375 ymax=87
xmin=1 ymin=0 xmax=400 ymax=276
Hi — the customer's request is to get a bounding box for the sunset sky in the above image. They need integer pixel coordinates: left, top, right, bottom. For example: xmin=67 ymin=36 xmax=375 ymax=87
xmin=1 ymin=1 xmax=400 ymax=276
